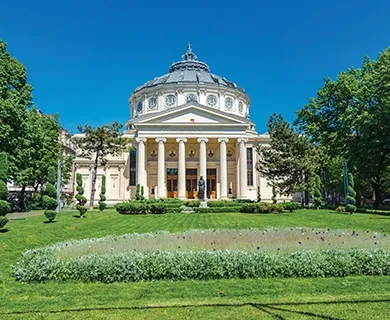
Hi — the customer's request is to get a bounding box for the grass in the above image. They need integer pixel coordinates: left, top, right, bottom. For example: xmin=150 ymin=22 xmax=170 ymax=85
xmin=1 ymin=209 xmax=390 ymax=319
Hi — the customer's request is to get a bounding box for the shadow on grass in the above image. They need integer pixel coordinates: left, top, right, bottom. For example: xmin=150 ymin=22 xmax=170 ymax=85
xmin=72 ymin=215 xmax=82 ymax=218
xmin=2 ymin=298 xmax=389 ymax=319
xmin=43 ymin=221 xmax=57 ymax=224
xmin=0 ymin=228 xmax=9 ymax=233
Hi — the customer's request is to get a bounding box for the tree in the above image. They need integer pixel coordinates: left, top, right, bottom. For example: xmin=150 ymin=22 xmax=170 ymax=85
xmin=257 ymin=186 xmax=261 ymax=202
xmin=313 ymin=175 xmax=322 ymax=209
xmin=257 ymin=114 xmax=320 ymax=204
xmin=346 ymin=173 xmax=357 ymax=213
xmin=0 ymin=153 xmax=10 ymax=228
xmin=99 ymin=176 xmax=106 ymax=212
xmin=75 ymin=173 xmax=87 ymax=217
xmin=296 ymin=48 xmax=390 ymax=207
xmin=12 ymin=108 xmax=61 ymax=210
xmin=0 ymin=39 xmax=33 ymax=169
xmin=272 ymin=185 xmax=277 ymax=204
xmin=74 ymin=122 xmax=128 ymax=208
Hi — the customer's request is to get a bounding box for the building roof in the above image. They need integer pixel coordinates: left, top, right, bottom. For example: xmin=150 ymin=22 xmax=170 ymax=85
xmin=133 ymin=43 xmax=245 ymax=94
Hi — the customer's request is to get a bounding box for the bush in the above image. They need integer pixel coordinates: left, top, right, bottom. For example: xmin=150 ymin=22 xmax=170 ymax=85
xmin=149 ymin=203 xmax=166 ymax=214
xmin=167 ymin=207 xmax=183 ymax=214
xmin=193 ymin=207 xmax=242 ymax=213
xmin=272 ymin=203 xmax=284 ymax=213
xmin=240 ymin=203 xmax=257 ymax=213
xmin=44 ymin=210 xmax=57 ymax=222
xmin=0 ymin=200 xmax=11 ymax=216
xmin=76 ymin=173 xmax=87 ymax=217
xmin=258 ymin=202 xmax=273 ymax=213
xmin=44 ymin=184 xmax=57 ymax=199
xmin=0 ymin=180 xmax=7 ymax=201
xmin=115 ymin=202 xmax=148 ymax=215
xmin=31 ymin=193 xmax=43 ymax=210
xmin=99 ymin=176 xmax=107 ymax=212
xmin=233 ymin=199 xmax=254 ymax=203
xmin=42 ymin=195 xmax=57 ymax=210
xmin=76 ymin=205 xmax=88 ymax=216
xmin=14 ymin=247 xmax=390 ymax=283
xmin=335 ymin=206 xmax=346 ymax=213
xmin=284 ymin=202 xmax=301 ymax=212
xmin=0 ymin=216 xmax=8 ymax=229
xmin=183 ymin=200 xmax=200 ymax=207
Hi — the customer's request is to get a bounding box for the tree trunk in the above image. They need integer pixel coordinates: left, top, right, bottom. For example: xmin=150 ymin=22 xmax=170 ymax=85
xmin=89 ymin=156 xmax=99 ymax=208
xmin=371 ymin=182 xmax=382 ymax=208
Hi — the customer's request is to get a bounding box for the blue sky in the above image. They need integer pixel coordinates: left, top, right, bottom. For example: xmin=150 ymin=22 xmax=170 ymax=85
xmin=1 ymin=0 xmax=389 ymax=133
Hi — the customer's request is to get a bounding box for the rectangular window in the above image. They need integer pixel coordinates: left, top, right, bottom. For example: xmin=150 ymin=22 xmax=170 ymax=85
xmin=129 ymin=149 xmax=136 ymax=186
xmin=247 ymin=147 xmax=253 ymax=186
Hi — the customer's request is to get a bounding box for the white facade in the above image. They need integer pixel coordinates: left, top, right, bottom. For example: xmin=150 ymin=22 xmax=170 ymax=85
xmin=73 ymin=44 xmax=287 ymax=204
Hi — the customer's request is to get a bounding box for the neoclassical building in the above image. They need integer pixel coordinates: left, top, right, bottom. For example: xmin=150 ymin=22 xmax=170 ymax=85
xmin=74 ymin=44 xmax=281 ymax=204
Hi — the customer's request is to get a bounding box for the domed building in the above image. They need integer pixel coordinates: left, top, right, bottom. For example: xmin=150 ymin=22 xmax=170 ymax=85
xmin=74 ymin=44 xmax=279 ymax=203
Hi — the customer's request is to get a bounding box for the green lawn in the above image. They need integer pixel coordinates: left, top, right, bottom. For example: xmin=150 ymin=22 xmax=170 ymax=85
xmin=1 ymin=209 xmax=390 ymax=319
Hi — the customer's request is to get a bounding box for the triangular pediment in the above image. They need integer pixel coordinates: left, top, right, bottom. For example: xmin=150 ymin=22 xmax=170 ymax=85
xmin=132 ymin=102 xmax=252 ymax=126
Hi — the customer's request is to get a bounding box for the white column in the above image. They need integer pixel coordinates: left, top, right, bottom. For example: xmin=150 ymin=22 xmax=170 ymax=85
xmin=218 ymin=138 xmax=229 ymax=199
xmin=136 ymin=137 xmax=146 ymax=188
xmin=176 ymin=137 xmax=187 ymax=200
xmin=197 ymin=137 xmax=208 ymax=197
xmin=156 ymin=137 xmax=167 ymax=198
xmin=238 ymin=138 xmax=248 ymax=199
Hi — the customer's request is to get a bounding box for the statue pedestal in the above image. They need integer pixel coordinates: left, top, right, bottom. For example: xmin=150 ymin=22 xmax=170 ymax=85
xmin=200 ymin=200 xmax=208 ymax=208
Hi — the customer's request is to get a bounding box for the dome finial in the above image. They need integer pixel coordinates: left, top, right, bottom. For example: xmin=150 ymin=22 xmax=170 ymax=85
xmin=182 ymin=42 xmax=197 ymax=61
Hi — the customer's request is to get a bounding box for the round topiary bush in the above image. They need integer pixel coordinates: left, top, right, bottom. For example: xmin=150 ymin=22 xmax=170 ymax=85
xmin=44 ymin=210 xmax=57 ymax=222
xmin=0 ymin=216 xmax=8 ymax=229
xmin=0 ymin=200 xmax=11 ymax=216
xmin=42 ymin=195 xmax=58 ymax=210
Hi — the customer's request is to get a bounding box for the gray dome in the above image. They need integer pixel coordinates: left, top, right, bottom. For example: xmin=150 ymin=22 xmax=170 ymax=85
xmin=134 ymin=43 xmax=245 ymax=93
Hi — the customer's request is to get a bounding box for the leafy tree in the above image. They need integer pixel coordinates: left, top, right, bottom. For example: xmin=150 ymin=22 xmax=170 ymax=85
xmin=74 ymin=122 xmax=127 ymax=208
xmin=346 ymin=173 xmax=357 ymax=213
xmin=0 ymin=39 xmax=33 ymax=168
xmin=99 ymin=176 xmax=106 ymax=212
xmin=296 ymin=48 xmax=390 ymax=207
xmin=0 ymin=153 xmax=10 ymax=222
xmin=75 ymin=173 xmax=87 ymax=217
xmin=258 ymin=114 xmax=320 ymax=204
xmin=313 ymin=175 xmax=322 ymax=209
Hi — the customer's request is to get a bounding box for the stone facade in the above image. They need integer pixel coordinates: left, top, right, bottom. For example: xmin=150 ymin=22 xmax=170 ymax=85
xmin=73 ymin=44 xmax=289 ymax=205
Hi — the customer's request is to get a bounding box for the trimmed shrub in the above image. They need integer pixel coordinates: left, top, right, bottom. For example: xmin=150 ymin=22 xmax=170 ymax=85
xmin=335 ymin=206 xmax=346 ymax=213
xmin=273 ymin=203 xmax=284 ymax=213
xmin=193 ymin=207 xmax=242 ymax=213
xmin=257 ymin=185 xmax=261 ymax=202
xmin=183 ymin=200 xmax=200 ymax=207
xmin=75 ymin=173 xmax=87 ymax=217
xmin=99 ymin=176 xmax=107 ymax=212
xmin=346 ymin=173 xmax=357 ymax=213
xmin=233 ymin=199 xmax=254 ymax=203
xmin=167 ymin=207 xmax=183 ymax=214
xmin=240 ymin=203 xmax=257 ymax=213
xmin=42 ymin=195 xmax=57 ymax=210
xmin=135 ymin=184 xmax=145 ymax=200
xmin=207 ymin=201 xmax=236 ymax=207
xmin=44 ymin=210 xmax=57 ymax=222
xmin=149 ymin=203 xmax=166 ymax=214
xmin=115 ymin=202 xmax=148 ymax=215
xmin=258 ymin=202 xmax=273 ymax=213
xmin=44 ymin=184 xmax=57 ymax=199
xmin=0 ymin=216 xmax=8 ymax=229
xmin=284 ymin=202 xmax=300 ymax=212
xmin=313 ymin=175 xmax=323 ymax=209
xmin=14 ymin=247 xmax=390 ymax=283
xmin=0 ymin=200 xmax=11 ymax=216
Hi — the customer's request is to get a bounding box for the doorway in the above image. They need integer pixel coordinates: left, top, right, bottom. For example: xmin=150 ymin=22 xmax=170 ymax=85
xmin=207 ymin=168 xmax=217 ymax=199
xmin=166 ymin=168 xmax=178 ymax=198
xmin=186 ymin=168 xmax=198 ymax=199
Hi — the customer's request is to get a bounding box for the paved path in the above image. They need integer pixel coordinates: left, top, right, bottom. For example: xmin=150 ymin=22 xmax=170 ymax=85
xmin=6 ymin=210 xmax=44 ymax=220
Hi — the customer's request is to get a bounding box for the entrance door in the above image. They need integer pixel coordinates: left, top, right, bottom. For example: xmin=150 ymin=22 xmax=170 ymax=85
xmin=207 ymin=168 xmax=217 ymax=199
xmin=166 ymin=168 xmax=178 ymax=198
xmin=186 ymin=168 xmax=198 ymax=199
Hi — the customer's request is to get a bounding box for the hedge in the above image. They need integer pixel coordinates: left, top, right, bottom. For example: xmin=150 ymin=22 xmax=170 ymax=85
xmin=193 ymin=207 xmax=242 ymax=213
xmin=14 ymin=248 xmax=390 ymax=283
xmin=115 ymin=201 xmax=183 ymax=214
xmin=207 ymin=200 xmax=238 ymax=207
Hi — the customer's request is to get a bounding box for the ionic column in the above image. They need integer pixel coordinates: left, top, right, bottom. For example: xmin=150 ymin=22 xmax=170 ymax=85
xmin=176 ymin=137 xmax=187 ymax=200
xmin=238 ymin=138 xmax=248 ymax=199
xmin=136 ymin=137 xmax=146 ymax=188
xmin=218 ymin=138 xmax=229 ymax=199
xmin=156 ymin=137 xmax=167 ymax=198
xmin=197 ymin=137 xmax=208 ymax=197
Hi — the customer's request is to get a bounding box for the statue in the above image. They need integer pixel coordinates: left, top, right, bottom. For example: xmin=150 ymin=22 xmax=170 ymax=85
xmin=198 ymin=176 xmax=205 ymax=201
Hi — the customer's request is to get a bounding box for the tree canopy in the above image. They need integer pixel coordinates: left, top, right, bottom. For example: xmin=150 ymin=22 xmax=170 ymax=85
xmin=296 ymin=48 xmax=390 ymax=206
